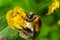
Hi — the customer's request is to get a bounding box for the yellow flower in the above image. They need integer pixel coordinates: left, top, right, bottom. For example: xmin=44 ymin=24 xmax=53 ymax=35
xmin=46 ymin=0 xmax=60 ymax=15
xmin=58 ymin=20 xmax=60 ymax=26
xmin=6 ymin=7 xmax=27 ymax=29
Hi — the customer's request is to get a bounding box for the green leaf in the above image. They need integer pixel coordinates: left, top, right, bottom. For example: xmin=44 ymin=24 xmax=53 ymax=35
xmin=0 ymin=16 xmax=7 ymax=31
xmin=0 ymin=27 xmax=18 ymax=40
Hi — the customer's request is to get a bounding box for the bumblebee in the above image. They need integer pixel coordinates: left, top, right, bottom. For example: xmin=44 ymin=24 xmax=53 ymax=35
xmin=6 ymin=7 xmax=42 ymax=40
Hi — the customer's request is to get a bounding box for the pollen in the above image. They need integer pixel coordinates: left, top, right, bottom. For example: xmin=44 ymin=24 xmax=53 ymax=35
xmin=46 ymin=0 xmax=60 ymax=15
xmin=6 ymin=7 xmax=26 ymax=29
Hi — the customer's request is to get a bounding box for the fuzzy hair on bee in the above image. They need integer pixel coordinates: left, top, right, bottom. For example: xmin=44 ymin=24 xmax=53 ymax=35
xmin=6 ymin=7 xmax=42 ymax=40
xmin=19 ymin=12 xmax=42 ymax=40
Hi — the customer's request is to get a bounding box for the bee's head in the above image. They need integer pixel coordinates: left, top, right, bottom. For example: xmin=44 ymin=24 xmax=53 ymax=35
xmin=26 ymin=12 xmax=35 ymax=19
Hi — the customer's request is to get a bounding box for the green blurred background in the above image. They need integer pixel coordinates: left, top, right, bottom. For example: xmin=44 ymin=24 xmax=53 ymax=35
xmin=0 ymin=0 xmax=60 ymax=40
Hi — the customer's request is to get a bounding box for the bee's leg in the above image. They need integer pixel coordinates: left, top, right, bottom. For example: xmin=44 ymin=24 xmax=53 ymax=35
xmin=32 ymin=28 xmax=35 ymax=40
xmin=32 ymin=33 xmax=35 ymax=40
